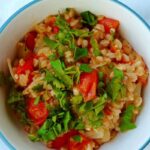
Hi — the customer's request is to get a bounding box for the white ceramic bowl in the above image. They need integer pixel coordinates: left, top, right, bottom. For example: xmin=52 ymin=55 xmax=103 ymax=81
xmin=0 ymin=0 xmax=150 ymax=150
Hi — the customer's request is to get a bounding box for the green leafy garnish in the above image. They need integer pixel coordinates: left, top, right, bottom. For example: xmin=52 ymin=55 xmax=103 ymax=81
xmin=28 ymin=134 xmax=40 ymax=142
xmin=63 ymin=111 xmax=72 ymax=131
xmin=74 ymin=48 xmax=88 ymax=60
xmin=90 ymin=37 xmax=101 ymax=56
xmin=70 ymin=95 xmax=83 ymax=105
xmin=73 ymin=135 xmax=82 ymax=142
xmin=8 ymin=88 xmax=24 ymax=104
xmin=34 ymin=96 xmax=40 ymax=105
xmin=80 ymin=64 xmax=92 ymax=72
xmin=71 ymin=29 xmax=90 ymax=37
xmin=51 ymin=59 xmax=73 ymax=88
xmin=93 ymin=93 xmax=107 ymax=115
xmin=120 ymin=105 xmax=136 ymax=132
xmin=81 ymin=11 xmax=97 ymax=26
xmin=106 ymin=68 xmax=124 ymax=101
xmin=32 ymin=84 xmax=43 ymax=92
xmin=98 ymin=72 xmax=104 ymax=80
xmin=44 ymin=37 xmax=58 ymax=49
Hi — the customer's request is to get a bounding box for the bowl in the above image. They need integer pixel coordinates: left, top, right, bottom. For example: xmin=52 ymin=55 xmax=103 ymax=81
xmin=0 ymin=0 xmax=150 ymax=150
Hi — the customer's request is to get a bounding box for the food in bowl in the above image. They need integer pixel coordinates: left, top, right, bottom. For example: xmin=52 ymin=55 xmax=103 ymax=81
xmin=6 ymin=8 xmax=148 ymax=149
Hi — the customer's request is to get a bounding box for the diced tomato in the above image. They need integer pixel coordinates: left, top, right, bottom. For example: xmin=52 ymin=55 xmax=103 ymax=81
xmin=27 ymin=98 xmax=48 ymax=126
xmin=138 ymin=75 xmax=148 ymax=86
xmin=47 ymin=16 xmax=56 ymax=26
xmin=16 ymin=52 xmax=36 ymax=75
xmin=51 ymin=130 xmax=79 ymax=149
xmin=103 ymin=104 xmax=112 ymax=115
xmin=25 ymin=31 xmax=37 ymax=51
xmin=52 ymin=26 xmax=59 ymax=34
xmin=99 ymin=17 xmax=120 ymax=33
xmin=67 ymin=134 xmax=91 ymax=150
xmin=78 ymin=70 xmax=98 ymax=102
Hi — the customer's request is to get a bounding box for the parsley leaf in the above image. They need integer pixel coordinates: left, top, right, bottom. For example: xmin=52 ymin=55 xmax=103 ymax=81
xmin=81 ymin=11 xmax=97 ymax=26
xmin=80 ymin=64 xmax=92 ymax=72
xmin=71 ymin=29 xmax=90 ymax=38
xmin=70 ymin=95 xmax=83 ymax=105
xmin=63 ymin=111 xmax=72 ymax=131
xmin=8 ymin=88 xmax=24 ymax=104
xmin=120 ymin=105 xmax=136 ymax=132
xmin=50 ymin=59 xmax=73 ymax=88
xmin=106 ymin=68 xmax=124 ymax=101
xmin=44 ymin=37 xmax=59 ymax=49
xmin=73 ymin=135 xmax=82 ymax=142
xmin=74 ymin=48 xmax=88 ymax=60
xmin=90 ymin=37 xmax=101 ymax=56
xmin=32 ymin=84 xmax=43 ymax=92
xmin=34 ymin=96 xmax=40 ymax=105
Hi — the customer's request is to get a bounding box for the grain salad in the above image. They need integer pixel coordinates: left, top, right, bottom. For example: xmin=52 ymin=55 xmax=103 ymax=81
xmin=5 ymin=8 xmax=149 ymax=150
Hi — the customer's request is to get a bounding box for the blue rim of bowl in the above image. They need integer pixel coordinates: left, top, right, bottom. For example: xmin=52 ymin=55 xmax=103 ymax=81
xmin=0 ymin=0 xmax=150 ymax=150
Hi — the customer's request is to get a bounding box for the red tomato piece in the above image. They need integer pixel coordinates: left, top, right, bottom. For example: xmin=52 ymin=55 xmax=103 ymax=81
xmin=138 ymin=75 xmax=148 ymax=86
xmin=99 ymin=17 xmax=120 ymax=33
xmin=51 ymin=130 xmax=79 ymax=149
xmin=78 ymin=70 xmax=98 ymax=102
xmin=27 ymin=99 xmax=48 ymax=126
xmin=47 ymin=16 xmax=56 ymax=26
xmin=103 ymin=104 xmax=112 ymax=115
xmin=68 ymin=134 xmax=91 ymax=150
xmin=16 ymin=52 xmax=36 ymax=74
xmin=52 ymin=26 xmax=59 ymax=34
xmin=25 ymin=31 xmax=37 ymax=51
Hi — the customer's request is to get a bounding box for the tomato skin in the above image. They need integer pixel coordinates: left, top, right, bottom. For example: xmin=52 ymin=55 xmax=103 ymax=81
xmin=51 ymin=130 xmax=79 ymax=149
xmin=47 ymin=16 xmax=56 ymax=26
xmin=68 ymin=134 xmax=91 ymax=150
xmin=25 ymin=31 xmax=37 ymax=51
xmin=99 ymin=17 xmax=119 ymax=33
xmin=138 ymin=75 xmax=148 ymax=86
xmin=27 ymin=99 xmax=48 ymax=126
xmin=78 ymin=70 xmax=98 ymax=102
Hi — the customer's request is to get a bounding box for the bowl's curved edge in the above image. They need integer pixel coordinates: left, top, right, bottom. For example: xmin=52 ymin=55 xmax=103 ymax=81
xmin=0 ymin=132 xmax=16 ymax=150
xmin=0 ymin=0 xmax=150 ymax=150
xmin=0 ymin=0 xmax=41 ymax=33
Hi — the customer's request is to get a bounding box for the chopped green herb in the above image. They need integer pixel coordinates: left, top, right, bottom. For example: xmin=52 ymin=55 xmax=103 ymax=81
xmin=98 ymin=72 xmax=104 ymax=80
xmin=34 ymin=96 xmax=40 ymax=105
xmin=32 ymin=84 xmax=43 ymax=92
xmin=81 ymin=11 xmax=97 ymax=26
xmin=70 ymin=95 xmax=83 ymax=105
xmin=80 ymin=64 xmax=92 ymax=72
xmin=120 ymin=105 xmax=136 ymax=132
xmin=44 ymin=37 xmax=59 ymax=49
xmin=63 ymin=111 xmax=72 ymax=131
xmin=106 ymin=68 xmax=124 ymax=101
xmin=8 ymin=88 xmax=24 ymax=104
xmin=51 ymin=59 xmax=73 ymax=88
xmin=48 ymin=53 xmax=57 ymax=61
xmin=90 ymin=37 xmax=101 ymax=56
xmin=73 ymin=135 xmax=82 ymax=142
xmin=28 ymin=134 xmax=40 ymax=142
xmin=71 ymin=29 xmax=90 ymax=37
xmin=74 ymin=48 xmax=88 ymax=60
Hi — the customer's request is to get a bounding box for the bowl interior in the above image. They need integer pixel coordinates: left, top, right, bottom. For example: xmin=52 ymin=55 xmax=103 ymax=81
xmin=0 ymin=0 xmax=150 ymax=150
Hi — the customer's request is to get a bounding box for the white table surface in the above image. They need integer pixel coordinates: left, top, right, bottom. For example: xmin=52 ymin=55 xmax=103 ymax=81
xmin=0 ymin=0 xmax=150 ymax=150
